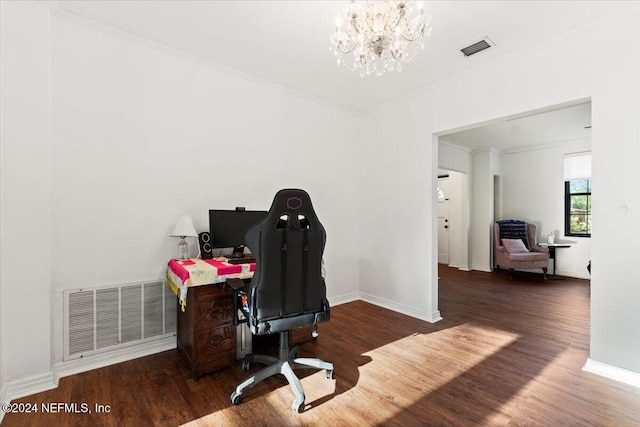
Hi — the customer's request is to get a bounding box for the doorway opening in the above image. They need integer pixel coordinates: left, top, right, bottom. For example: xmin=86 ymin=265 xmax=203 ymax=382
xmin=435 ymin=98 xmax=592 ymax=281
xmin=437 ymin=169 xmax=469 ymax=270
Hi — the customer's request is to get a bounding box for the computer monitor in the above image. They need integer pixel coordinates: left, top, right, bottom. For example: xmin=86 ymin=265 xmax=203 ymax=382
xmin=209 ymin=209 xmax=268 ymax=258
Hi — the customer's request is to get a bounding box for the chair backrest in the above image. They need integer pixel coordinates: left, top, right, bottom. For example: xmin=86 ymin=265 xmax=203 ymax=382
xmin=495 ymin=221 xmax=539 ymax=250
xmin=244 ymin=189 xmax=328 ymax=334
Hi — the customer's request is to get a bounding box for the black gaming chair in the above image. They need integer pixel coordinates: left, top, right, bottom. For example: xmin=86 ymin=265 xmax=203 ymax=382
xmin=228 ymin=189 xmax=333 ymax=413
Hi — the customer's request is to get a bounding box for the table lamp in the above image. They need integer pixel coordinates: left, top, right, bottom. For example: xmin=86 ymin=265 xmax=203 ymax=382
xmin=170 ymin=214 xmax=198 ymax=259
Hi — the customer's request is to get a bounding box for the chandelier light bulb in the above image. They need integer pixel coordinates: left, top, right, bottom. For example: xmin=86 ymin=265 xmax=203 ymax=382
xmin=329 ymin=0 xmax=431 ymax=77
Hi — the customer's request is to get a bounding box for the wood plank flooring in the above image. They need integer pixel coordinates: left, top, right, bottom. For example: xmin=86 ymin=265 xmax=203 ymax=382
xmin=3 ymin=267 xmax=640 ymax=426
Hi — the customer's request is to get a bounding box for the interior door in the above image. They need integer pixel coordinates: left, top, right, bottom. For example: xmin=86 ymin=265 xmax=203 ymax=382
xmin=438 ymin=177 xmax=450 ymax=264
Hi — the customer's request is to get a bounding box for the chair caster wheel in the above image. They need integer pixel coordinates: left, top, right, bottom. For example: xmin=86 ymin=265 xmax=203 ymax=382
xmin=231 ymin=391 xmax=243 ymax=405
xmin=292 ymin=398 xmax=305 ymax=413
xmin=242 ymin=361 xmax=250 ymax=371
xmin=325 ymin=369 xmax=334 ymax=380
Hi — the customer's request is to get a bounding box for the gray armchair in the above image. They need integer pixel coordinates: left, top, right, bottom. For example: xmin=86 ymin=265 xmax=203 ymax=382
xmin=229 ymin=189 xmax=333 ymax=413
xmin=495 ymin=221 xmax=549 ymax=280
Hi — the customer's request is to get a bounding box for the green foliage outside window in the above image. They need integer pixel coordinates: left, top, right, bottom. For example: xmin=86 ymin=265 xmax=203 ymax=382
xmin=565 ymin=179 xmax=591 ymax=236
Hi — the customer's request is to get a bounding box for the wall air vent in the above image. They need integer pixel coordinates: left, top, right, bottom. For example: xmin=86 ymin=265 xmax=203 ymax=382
xmin=460 ymin=37 xmax=494 ymax=57
xmin=64 ymin=281 xmax=176 ymax=360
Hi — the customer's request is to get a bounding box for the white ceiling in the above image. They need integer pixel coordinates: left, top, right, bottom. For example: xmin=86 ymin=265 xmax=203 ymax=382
xmin=57 ymin=0 xmax=640 ymax=115
xmin=440 ymin=100 xmax=592 ymax=152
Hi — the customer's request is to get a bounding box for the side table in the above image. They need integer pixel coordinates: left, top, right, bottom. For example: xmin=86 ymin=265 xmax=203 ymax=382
xmin=539 ymin=243 xmax=572 ymax=276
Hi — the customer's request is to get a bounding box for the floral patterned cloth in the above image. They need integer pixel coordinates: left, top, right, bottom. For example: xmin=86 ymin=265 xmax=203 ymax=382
xmin=166 ymin=258 xmax=255 ymax=311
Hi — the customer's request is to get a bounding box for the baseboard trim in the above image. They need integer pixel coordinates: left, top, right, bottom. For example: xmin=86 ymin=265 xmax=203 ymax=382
xmin=359 ymin=292 xmax=442 ymax=323
xmin=1 ymin=291 xmax=438 ymax=422
xmin=583 ymin=358 xmax=640 ymax=388
xmin=0 ymin=371 xmax=57 ymax=423
xmin=555 ymin=268 xmax=591 ymax=280
xmin=329 ymin=292 xmax=360 ymax=307
xmin=54 ymin=335 xmax=176 ymax=380
xmin=0 ymin=334 xmax=177 ymax=425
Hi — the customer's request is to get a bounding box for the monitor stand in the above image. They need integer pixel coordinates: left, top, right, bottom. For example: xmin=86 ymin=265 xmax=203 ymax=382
xmin=231 ymin=245 xmax=246 ymax=259
xmin=227 ymin=245 xmax=255 ymax=264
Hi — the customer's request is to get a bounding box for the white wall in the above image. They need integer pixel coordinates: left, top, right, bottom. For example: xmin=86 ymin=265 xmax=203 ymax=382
xmin=360 ymin=12 xmax=640 ymax=374
xmin=470 ymin=149 xmax=501 ymax=272
xmin=0 ymin=0 xmax=55 ymax=396
xmin=359 ymin=96 xmax=441 ymax=321
xmin=48 ymin=15 xmax=360 ymax=365
xmin=501 ymin=139 xmax=592 ymax=278
xmin=439 ymin=141 xmax=472 ymax=174
xmin=1 ymin=3 xmax=361 ymax=399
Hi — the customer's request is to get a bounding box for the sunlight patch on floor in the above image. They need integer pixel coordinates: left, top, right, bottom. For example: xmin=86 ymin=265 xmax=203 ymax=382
xmin=181 ymin=323 xmax=522 ymax=425
xmin=496 ymin=346 xmax=587 ymax=424
xmin=348 ymin=322 xmax=521 ymax=421
xmin=180 ymin=371 xmax=337 ymax=426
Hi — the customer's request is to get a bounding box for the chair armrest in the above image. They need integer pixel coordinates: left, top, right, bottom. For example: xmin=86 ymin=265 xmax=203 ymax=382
xmin=226 ymin=278 xmax=248 ymax=327
xmin=496 ymin=244 xmax=507 ymax=253
xmin=531 ymin=245 xmax=549 ymax=254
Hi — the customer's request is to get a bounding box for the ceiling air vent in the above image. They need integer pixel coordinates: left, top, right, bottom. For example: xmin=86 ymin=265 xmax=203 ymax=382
xmin=460 ymin=37 xmax=494 ymax=57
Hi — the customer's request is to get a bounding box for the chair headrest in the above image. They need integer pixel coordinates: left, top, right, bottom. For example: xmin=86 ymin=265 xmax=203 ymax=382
xmin=264 ymin=189 xmax=321 ymax=230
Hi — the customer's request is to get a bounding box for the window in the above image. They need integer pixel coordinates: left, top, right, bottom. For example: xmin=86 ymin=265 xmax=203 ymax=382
xmin=564 ymin=152 xmax=591 ymax=237
xmin=565 ymin=179 xmax=591 ymax=236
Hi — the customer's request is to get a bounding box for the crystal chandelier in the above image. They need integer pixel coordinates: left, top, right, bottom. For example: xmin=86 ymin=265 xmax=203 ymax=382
xmin=330 ymin=1 xmax=432 ymax=77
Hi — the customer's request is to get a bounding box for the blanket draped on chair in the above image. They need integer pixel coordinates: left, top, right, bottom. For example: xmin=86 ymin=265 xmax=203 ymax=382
xmin=496 ymin=219 xmax=529 ymax=249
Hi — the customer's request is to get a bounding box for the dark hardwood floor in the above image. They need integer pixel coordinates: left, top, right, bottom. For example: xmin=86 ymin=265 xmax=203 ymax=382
xmin=3 ymin=267 xmax=640 ymax=426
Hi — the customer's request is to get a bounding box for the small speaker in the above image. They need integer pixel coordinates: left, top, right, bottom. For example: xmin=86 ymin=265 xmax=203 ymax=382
xmin=199 ymin=232 xmax=213 ymax=259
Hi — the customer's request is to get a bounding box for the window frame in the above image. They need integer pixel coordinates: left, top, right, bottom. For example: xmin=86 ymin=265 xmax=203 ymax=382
xmin=564 ymin=179 xmax=591 ymax=238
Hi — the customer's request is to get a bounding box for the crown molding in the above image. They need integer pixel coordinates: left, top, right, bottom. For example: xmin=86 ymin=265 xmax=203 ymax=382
xmin=501 ymin=136 xmax=591 ymax=155
xmin=49 ymin=6 xmax=360 ymax=117
xmin=472 ymin=147 xmax=502 ymax=155
xmin=439 ymin=140 xmax=473 ymax=154
xmin=37 ymin=2 xmax=640 ymax=119
xmin=361 ymin=6 xmax=640 ymax=117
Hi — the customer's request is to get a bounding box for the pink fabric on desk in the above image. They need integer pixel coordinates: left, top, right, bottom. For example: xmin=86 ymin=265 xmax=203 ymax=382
xmin=168 ymin=259 xmax=192 ymax=282
xmin=167 ymin=258 xmax=256 ymax=311
xmin=168 ymin=258 xmax=256 ymax=288
xmin=203 ymin=259 xmax=243 ymax=275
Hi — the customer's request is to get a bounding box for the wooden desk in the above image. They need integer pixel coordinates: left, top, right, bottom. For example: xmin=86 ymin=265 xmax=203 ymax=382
xmin=167 ymin=258 xmax=255 ymax=380
xmin=177 ymin=281 xmax=236 ymax=379
xmin=166 ymin=258 xmax=316 ymax=380
xmin=166 ymin=258 xmax=256 ymax=312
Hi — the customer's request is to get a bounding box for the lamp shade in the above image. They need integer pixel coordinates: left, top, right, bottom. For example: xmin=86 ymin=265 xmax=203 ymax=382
xmin=170 ymin=214 xmax=198 ymax=238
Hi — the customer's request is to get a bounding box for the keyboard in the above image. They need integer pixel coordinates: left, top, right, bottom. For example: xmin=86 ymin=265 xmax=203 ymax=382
xmin=227 ymin=257 xmax=256 ymax=265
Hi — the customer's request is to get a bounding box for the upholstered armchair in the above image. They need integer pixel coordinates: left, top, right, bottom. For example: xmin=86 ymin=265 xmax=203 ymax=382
xmin=494 ymin=221 xmax=549 ymax=280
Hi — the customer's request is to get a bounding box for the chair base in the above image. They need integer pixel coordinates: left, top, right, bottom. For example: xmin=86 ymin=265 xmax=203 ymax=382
xmin=230 ymin=331 xmax=333 ymax=413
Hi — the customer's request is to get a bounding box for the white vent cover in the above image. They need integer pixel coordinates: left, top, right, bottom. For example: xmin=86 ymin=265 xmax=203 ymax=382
xmin=64 ymin=281 xmax=176 ymax=360
xmin=461 ymin=37 xmax=494 ymax=57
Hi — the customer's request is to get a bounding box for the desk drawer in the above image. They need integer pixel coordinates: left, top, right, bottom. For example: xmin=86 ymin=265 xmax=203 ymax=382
xmin=193 ymin=283 xmax=232 ymax=299
xmin=196 ymin=353 xmax=235 ymax=376
xmin=195 ymin=297 xmax=233 ymax=329
xmin=195 ymin=325 xmax=235 ymax=360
